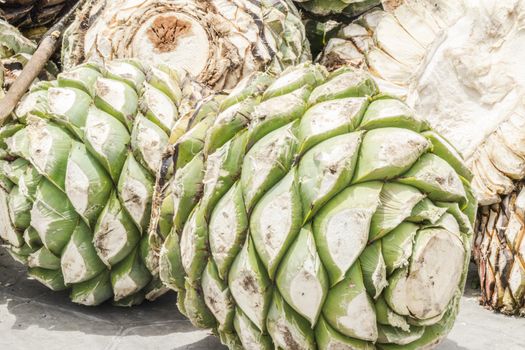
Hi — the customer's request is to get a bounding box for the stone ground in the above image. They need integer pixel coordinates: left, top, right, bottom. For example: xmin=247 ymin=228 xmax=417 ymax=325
xmin=1 ymin=248 xmax=524 ymax=350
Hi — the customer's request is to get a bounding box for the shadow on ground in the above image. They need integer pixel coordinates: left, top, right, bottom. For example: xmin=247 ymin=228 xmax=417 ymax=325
xmin=3 ymin=247 xmax=525 ymax=350
xmin=0 ymin=247 xmax=226 ymax=349
xmin=439 ymin=339 xmax=470 ymax=350
xmin=0 ymin=247 xmax=194 ymax=336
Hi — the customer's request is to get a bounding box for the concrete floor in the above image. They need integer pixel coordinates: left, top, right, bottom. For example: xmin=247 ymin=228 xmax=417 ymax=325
xmin=1 ymin=248 xmax=524 ymax=350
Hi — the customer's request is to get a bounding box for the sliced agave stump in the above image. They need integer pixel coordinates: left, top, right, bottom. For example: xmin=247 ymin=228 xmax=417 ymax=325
xmin=150 ymin=63 xmax=476 ymax=349
xmin=62 ymin=0 xmax=311 ymax=90
xmin=0 ymin=59 xmax=208 ymax=306
xmin=317 ymin=0 xmax=525 ymax=315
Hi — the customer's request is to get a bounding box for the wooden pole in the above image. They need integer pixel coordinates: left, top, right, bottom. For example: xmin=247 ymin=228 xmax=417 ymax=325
xmin=0 ymin=0 xmax=86 ymax=126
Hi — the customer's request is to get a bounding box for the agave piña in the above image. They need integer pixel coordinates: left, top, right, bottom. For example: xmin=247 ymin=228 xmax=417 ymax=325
xmin=150 ymin=63 xmax=476 ymax=349
xmin=0 ymin=58 xmax=209 ymax=306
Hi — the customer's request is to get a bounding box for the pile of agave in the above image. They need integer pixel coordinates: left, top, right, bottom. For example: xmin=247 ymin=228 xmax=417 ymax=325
xmin=0 ymin=0 xmax=524 ymax=349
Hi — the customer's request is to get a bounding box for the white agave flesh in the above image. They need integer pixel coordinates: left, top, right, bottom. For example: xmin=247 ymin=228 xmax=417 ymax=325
xmin=472 ymin=150 xmax=515 ymax=203
xmin=209 ymin=193 xmax=241 ymax=271
xmin=209 ymin=183 xmax=247 ymax=278
xmin=119 ymin=172 xmax=151 ymax=230
xmin=142 ymin=82 xmax=178 ymax=132
xmin=276 ymin=226 xmax=328 ymax=326
xmin=266 ymin=293 xmax=315 ymax=349
xmin=320 ymin=38 xmax=366 ymax=71
xmin=228 ymin=239 xmax=270 ymax=332
xmin=342 ymin=23 xmax=373 ymax=53
xmin=486 ymin=134 xmax=525 ymax=180
xmin=131 ymin=115 xmax=168 ymax=173
xmin=498 ymin=113 xmax=525 ymax=159
xmin=113 ymin=274 xmax=140 ymax=301
xmin=392 ymin=4 xmax=438 ymax=48
xmin=251 ymin=172 xmax=301 ymax=278
xmin=65 ymin=158 xmax=90 ymax=217
xmin=366 ymin=48 xmax=412 ymax=86
xmin=25 ymin=119 xmax=55 ymax=182
xmin=180 ymin=211 xmax=199 ymax=276
xmin=201 ymin=263 xmax=233 ymax=327
xmin=130 ymin=13 xmax=209 ymax=77
xmin=373 ymin=13 xmax=426 ymax=67
xmin=411 ymin=1 xmax=525 ymax=155
xmin=411 ymin=0 xmax=525 ymax=205
xmin=48 ymin=88 xmax=77 ymax=116
xmin=233 ymin=309 xmax=271 ymax=349
xmin=360 ymin=9 xmax=387 ymax=31
xmin=412 ymin=0 xmax=466 ymax=26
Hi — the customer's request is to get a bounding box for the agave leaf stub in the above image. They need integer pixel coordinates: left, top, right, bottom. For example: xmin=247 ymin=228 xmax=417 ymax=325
xmin=276 ymin=225 xmax=329 ymax=326
xmin=241 ymin=122 xmax=299 ymax=211
xmin=0 ymin=59 xmax=205 ymax=305
xmin=66 ymin=142 xmax=112 ymax=226
xmin=313 ymin=182 xmax=382 ymax=286
xmin=298 ymin=97 xmax=368 ymax=154
xmin=209 ymin=182 xmax=248 ymax=280
xmin=202 ymin=261 xmax=235 ymax=332
xmin=63 ymin=0 xmax=311 ymax=90
xmin=315 ymin=316 xmax=375 ymax=350
xmin=158 ymin=230 xmax=184 ymax=292
xmin=323 ymin=263 xmax=378 ymax=341
xmin=151 ymin=63 xmax=474 ymax=349
xmin=233 ymin=307 xmax=273 ymax=350
xmin=61 ymin=222 xmax=105 ymax=285
xmin=28 ymin=246 xmax=61 ymax=270
xmin=228 ymin=238 xmax=273 ymax=333
xmin=299 ymin=131 xmax=363 ymax=221
xmin=266 ymin=291 xmax=316 ymax=350
xmin=352 ymin=127 xmax=430 ymax=183
xmin=475 ymin=185 xmax=525 ymax=314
